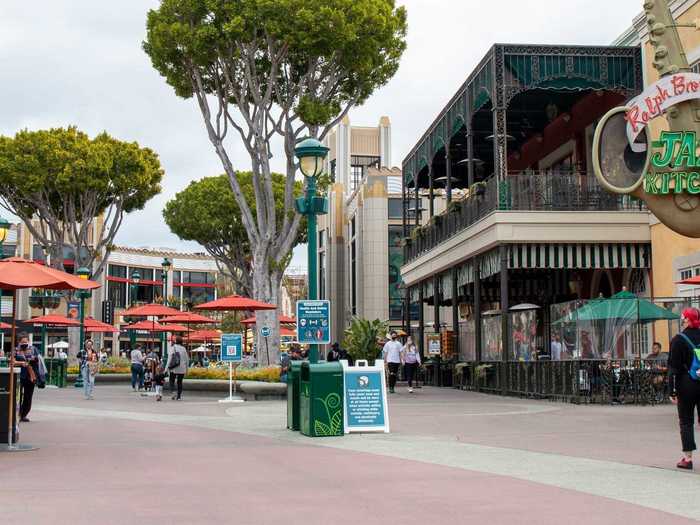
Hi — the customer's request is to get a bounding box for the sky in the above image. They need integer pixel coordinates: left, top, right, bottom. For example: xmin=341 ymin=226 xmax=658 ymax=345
xmin=0 ymin=0 xmax=643 ymax=271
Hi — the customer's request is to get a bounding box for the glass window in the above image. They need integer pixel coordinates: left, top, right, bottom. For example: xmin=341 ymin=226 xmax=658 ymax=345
xmin=108 ymin=280 xmax=126 ymax=309
xmin=681 ymin=269 xmax=693 ymax=281
xmin=130 ymin=267 xmax=154 ymax=281
xmin=388 ymin=198 xmax=403 ymax=219
xmin=388 ymin=225 xmax=404 ymax=321
xmin=32 ymin=245 xmax=46 ymax=262
xmin=182 ymin=286 xmax=215 ymax=307
xmin=108 ymin=264 xmax=127 ymax=278
xmin=134 ymin=284 xmax=155 ymax=304
xmin=172 ymin=270 xmax=182 ymax=283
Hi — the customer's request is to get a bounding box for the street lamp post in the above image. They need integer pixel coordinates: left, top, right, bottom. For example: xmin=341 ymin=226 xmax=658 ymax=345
xmin=129 ymin=270 xmax=141 ymax=350
xmin=161 ymin=257 xmax=172 ymax=360
xmin=294 ymin=138 xmax=329 ymax=364
xmin=74 ymin=267 xmax=91 ymax=388
xmin=0 ymin=216 xmax=10 ymax=355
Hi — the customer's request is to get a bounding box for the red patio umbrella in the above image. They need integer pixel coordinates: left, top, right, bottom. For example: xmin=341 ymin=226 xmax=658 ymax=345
xmin=120 ymin=303 xmax=181 ymax=317
xmin=241 ymin=314 xmax=296 ymax=325
xmin=83 ymin=317 xmax=119 ymax=333
xmin=28 ymin=314 xmax=81 ymax=326
xmin=0 ymin=322 xmax=12 ymax=330
xmin=280 ymin=327 xmax=297 ymax=337
xmin=0 ymin=257 xmax=99 ymax=451
xmin=196 ymin=295 xmax=276 ymax=362
xmin=160 ymin=313 xmax=217 ymax=324
xmin=195 ymin=295 xmax=276 ymax=311
xmin=188 ymin=329 xmax=222 ymax=342
xmin=123 ymin=320 xmax=189 ymax=332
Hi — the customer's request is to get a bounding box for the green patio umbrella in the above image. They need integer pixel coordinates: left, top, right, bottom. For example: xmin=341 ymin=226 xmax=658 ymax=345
xmin=558 ymin=291 xmax=678 ymax=324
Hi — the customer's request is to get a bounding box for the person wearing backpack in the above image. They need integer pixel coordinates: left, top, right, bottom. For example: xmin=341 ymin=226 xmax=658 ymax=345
xmin=669 ymin=307 xmax=700 ymax=470
xmin=165 ymin=335 xmax=188 ymax=401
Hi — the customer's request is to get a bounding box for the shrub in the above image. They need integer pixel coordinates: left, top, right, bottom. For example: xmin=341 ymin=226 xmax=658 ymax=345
xmin=343 ymin=318 xmax=388 ymax=364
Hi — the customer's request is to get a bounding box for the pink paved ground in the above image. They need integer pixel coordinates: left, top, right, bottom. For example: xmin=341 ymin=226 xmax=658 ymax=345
xmin=1 ymin=387 xmax=696 ymax=525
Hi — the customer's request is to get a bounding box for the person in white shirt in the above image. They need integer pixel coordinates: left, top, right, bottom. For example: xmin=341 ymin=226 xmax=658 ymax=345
xmin=383 ymin=331 xmax=403 ymax=394
xmin=130 ymin=344 xmax=145 ymax=391
xmin=550 ymin=334 xmax=563 ymax=361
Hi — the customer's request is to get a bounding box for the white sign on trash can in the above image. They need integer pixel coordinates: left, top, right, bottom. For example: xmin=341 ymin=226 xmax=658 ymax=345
xmin=340 ymin=360 xmax=390 ymax=434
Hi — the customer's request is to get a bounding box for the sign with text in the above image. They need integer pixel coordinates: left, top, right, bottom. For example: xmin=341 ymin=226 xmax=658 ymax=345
xmin=296 ymin=300 xmax=330 ymax=345
xmin=260 ymin=326 xmax=271 ymax=338
xmin=221 ymin=333 xmax=242 ymax=362
xmin=341 ymin=360 xmax=389 ymax=434
xmin=427 ymin=334 xmax=441 ymax=356
xmin=66 ymin=301 xmax=81 ymax=321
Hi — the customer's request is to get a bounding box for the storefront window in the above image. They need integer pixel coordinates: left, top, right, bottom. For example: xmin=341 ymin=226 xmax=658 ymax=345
xmin=388 ymin=225 xmax=404 ymax=320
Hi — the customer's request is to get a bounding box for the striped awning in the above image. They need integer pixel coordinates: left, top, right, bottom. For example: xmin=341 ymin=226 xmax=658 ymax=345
xmin=509 ymin=243 xmax=650 ymax=270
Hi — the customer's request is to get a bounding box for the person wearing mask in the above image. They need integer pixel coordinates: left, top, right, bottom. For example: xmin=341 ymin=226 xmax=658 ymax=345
xmin=402 ymin=337 xmax=421 ymax=393
xmin=383 ymin=331 xmax=403 ymax=394
xmin=130 ymin=344 xmax=145 ymax=391
xmin=165 ymin=335 xmax=189 ymax=401
xmin=14 ymin=333 xmax=39 ymax=422
xmin=669 ymin=307 xmax=700 ymax=470
xmin=327 ymin=342 xmax=342 ymax=362
xmin=83 ymin=348 xmax=99 ymax=400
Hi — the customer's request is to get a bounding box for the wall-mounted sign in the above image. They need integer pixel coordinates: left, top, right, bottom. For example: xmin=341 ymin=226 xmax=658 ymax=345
xmin=427 ymin=334 xmax=441 ymax=356
xmin=644 ymin=131 xmax=700 ymax=195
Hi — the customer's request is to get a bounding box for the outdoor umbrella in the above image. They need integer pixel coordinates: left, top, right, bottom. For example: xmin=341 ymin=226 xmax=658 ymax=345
xmin=28 ymin=314 xmax=80 ymax=327
xmin=120 ymin=303 xmax=181 ymax=317
xmin=188 ymin=329 xmax=222 ymax=342
xmin=0 ymin=322 xmax=12 ymax=330
xmin=240 ymin=314 xmax=296 ymax=326
xmin=46 ymin=341 xmax=69 ymax=349
xmin=196 ymin=295 xmax=276 ymax=363
xmin=160 ymin=312 xmax=217 ymax=349
xmin=122 ymin=320 xmax=190 ymax=332
xmin=0 ymin=257 xmax=99 ymax=452
xmin=83 ymin=317 xmax=119 ymax=333
xmin=564 ymin=291 xmax=678 ymax=323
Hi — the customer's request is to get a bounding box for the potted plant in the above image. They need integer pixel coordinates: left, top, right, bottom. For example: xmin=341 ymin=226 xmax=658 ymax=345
xmin=343 ymin=318 xmax=389 ymax=364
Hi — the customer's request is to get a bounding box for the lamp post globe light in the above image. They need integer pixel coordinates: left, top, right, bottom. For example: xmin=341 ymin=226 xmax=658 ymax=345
xmin=294 ymin=137 xmax=329 ymax=364
xmin=161 ymin=257 xmax=172 ymax=361
xmin=74 ymin=267 xmax=91 ymax=388
xmin=0 ymin=216 xmax=10 ymax=356
xmin=129 ymin=270 xmax=141 ymax=350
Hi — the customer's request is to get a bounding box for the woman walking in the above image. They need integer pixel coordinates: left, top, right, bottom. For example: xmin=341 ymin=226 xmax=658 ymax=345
xmin=83 ymin=349 xmax=99 ymax=400
xmin=402 ymin=337 xmax=421 ymax=393
xmin=130 ymin=344 xmax=145 ymax=391
xmin=669 ymin=307 xmax=700 ymax=469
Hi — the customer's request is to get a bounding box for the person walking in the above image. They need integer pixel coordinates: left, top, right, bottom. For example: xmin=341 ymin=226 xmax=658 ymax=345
xmin=327 ymin=342 xmax=342 ymax=362
xmin=402 ymin=337 xmax=421 ymax=393
xmin=669 ymin=307 xmax=700 ymax=470
xmin=83 ymin=349 xmax=99 ymax=400
xmin=14 ymin=333 xmax=40 ymax=422
xmin=130 ymin=344 xmax=145 ymax=391
xmin=165 ymin=336 xmax=189 ymax=401
xmin=383 ymin=331 xmax=403 ymax=394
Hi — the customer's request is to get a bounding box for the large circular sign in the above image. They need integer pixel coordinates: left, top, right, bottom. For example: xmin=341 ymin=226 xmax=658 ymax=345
xmin=260 ymin=326 xmax=271 ymax=338
xmin=592 ymin=106 xmax=651 ymax=195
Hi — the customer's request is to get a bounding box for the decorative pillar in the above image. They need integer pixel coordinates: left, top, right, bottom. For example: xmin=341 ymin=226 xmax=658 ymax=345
xmin=474 ymin=263 xmax=482 ymax=362
xmin=499 ymin=246 xmax=509 ymax=394
xmin=445 ymin=143 xmax=453 ymax=203
xmin=414 ymin=183 xmax=420 ymax=229
xmin=379 ymin=116 xmax=391 ymax=168
xmin=428 ymin=159 xmax=435 ymax=218
xmin=452 ymin=266 xmax=459 ymax=359
xmin=466 ymin=128 xmax=475 ymax=188
xmin=418 ymin=284 xmax=425 ymax=361
xmin=492 ymin=46 xmax=509 ymax=210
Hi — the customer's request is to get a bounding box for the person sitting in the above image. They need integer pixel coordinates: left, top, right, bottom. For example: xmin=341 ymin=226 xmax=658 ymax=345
xmin=646 ymin=341 xmax=668 ymax=361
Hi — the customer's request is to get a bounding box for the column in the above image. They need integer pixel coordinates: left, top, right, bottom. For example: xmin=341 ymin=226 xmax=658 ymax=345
xmin=428 ymin=159 xmax=435 ymax=218
xmin=466 ymin=128 xmax=475 ymax=188
xmin=445 ymin=143 xmax=453 ymax=203
xmin=499 ymin=246 xmax=509 ymax=394
xmin=418 ymin=284 xmax=425 ymax=361
xmin=379 ymin=116 xmax=391 ymax=168
xmin=452 ymin=266 xmax=459 ymax=359
xmin=474 ymin=263 xmax=482 ymax=362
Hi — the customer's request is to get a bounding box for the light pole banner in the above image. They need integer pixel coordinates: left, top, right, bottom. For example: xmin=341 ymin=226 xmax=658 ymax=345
xmin=341 ymin=360 xmax=390 ymax=434
xmin=296 ymin=300 xmax=331 ymax=345
xmin=221 ymin=333 xmax=242 ymax=362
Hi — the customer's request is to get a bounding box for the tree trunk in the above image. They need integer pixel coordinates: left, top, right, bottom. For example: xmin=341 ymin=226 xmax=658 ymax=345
xmin=251 ymin=257 xmax=281 ymax=366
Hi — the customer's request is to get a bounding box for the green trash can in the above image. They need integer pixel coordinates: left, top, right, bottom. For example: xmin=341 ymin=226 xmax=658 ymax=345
xmin=287 ymin=361 xmax=303 ymax=431
xmin=45 ymin=359 xmax=66 ymax=388
xmin=300 ymin=361 xmax=344 ymax=437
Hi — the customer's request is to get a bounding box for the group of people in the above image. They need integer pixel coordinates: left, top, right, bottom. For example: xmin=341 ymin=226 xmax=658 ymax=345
xmin=127 ymin=336 xmax=189 ymax=401
xmin=382 ymin=331 xmax=421 ymax=394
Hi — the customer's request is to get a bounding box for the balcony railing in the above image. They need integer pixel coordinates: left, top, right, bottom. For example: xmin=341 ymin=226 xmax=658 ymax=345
xmin=405 ymin=171 xmax=645 ymax=263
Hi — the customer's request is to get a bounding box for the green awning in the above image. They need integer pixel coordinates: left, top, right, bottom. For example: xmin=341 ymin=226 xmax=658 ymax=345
xmin=557 ymin=291 xmax=679 ymax=324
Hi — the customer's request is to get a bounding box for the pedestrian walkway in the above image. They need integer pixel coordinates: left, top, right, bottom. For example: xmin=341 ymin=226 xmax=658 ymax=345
xmin=3 ymin=386 xmax=699 ymax=524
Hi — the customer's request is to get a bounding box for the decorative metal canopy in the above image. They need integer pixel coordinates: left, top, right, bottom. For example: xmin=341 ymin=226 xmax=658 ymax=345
xmin=402 ymin=44 xmax=643 ymax=186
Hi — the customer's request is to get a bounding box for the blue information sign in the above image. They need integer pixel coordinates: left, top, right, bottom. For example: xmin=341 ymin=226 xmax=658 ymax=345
xmin=343 ymin=369 xmax=387 ymax=431
xmin=260 ymin=326 xmax=271 ymax=338
xmin=296 ymin=300 xmax=331 ymax=345
xmin=220 ymin=333 xmax=242 ymax=362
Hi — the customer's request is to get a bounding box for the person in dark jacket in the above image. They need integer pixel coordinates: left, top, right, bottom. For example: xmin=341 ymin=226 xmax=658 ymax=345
xmin=668 ymin=307 xmax=700 ymax=470
xmin=14 ymin=333 xmax=40 ymax=422
xmin=327 ymin=342 xmax=342 ymax=362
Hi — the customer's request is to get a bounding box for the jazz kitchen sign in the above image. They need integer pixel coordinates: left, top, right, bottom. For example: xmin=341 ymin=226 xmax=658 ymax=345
xmin=645 ymin=131 xmax=700 ymax=195
xmin=625 ymin=72 xmax=700 ymax=150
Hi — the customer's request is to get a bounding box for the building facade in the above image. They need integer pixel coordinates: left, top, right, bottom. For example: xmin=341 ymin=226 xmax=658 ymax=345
xmin=400 ymin=43 xmax=658 ymax=397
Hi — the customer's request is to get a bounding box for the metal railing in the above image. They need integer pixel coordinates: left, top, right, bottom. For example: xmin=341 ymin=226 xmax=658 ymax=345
xmin=405 ymin=171 xmax=645 ymax=262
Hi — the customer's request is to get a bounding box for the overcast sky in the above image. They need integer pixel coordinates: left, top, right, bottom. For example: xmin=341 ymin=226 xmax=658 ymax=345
xmin=0 ymin=0 xmax=642 ymax=270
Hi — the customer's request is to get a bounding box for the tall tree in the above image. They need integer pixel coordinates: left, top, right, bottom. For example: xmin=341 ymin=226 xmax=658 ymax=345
xmin=144 ymin=0 xmax=407 ymax=364
xmin=163 ymin=172 xmax=307 ymax=296
xmin=0 ymin=127 xmax=163 ymax=276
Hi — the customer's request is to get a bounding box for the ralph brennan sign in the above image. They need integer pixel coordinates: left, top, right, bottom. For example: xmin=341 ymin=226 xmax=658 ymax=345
xmin=645 ymin=131 xmax=700 ymax=195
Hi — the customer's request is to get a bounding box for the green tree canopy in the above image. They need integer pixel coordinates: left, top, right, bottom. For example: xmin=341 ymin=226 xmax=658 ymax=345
xmin=0 ymin=127 xmax=163 ymax=275
xmin=143 ymin=0 xmax=406 ymax=365
xmin=163 ymin=172 xmax=306 ymax=296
